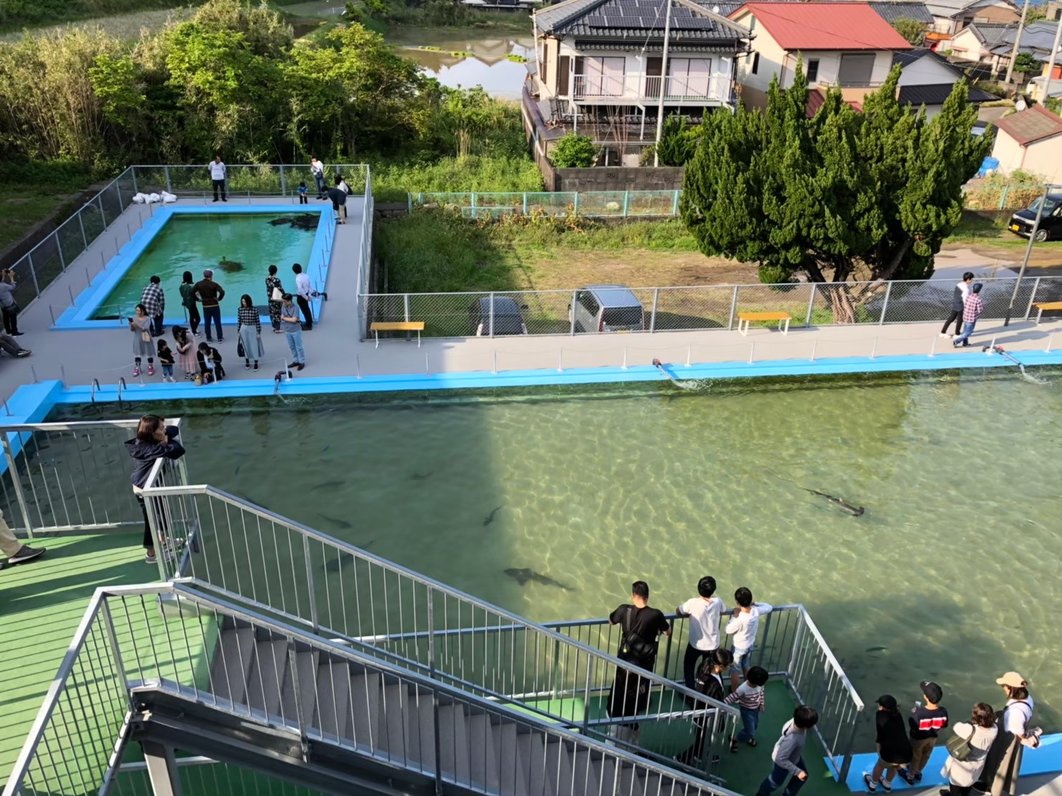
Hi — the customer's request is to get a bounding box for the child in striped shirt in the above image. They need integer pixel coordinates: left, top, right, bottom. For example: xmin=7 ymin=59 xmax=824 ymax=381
xmin=728 ymin=665 xmax=768 ymax=752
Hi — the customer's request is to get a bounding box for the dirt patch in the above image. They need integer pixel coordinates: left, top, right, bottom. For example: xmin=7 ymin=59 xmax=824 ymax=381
xmin=513 ymin=249 xmax=758 ymax=290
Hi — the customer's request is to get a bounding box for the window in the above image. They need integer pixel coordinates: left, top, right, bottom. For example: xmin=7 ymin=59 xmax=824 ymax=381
xmin=577 ymin=56 xmax=625 ymax=96
xmin=838 ymin=52 xmax=875 ymax=86
xmin=668 ymin=58 xmax=712 ymax=97
xmin=806 ymin=59 xmax=819 ymax=83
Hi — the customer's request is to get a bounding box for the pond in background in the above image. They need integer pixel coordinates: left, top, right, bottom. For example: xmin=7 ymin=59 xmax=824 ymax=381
xmin=391 ymin=32 xmax=535 ymax=99
xmin=61 ymin=368 xmax=1062 ymax=743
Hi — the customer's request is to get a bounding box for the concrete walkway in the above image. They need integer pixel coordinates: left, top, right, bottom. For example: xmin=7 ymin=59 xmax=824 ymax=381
xmin=2 ymin=194 xmax=1061 ymax=410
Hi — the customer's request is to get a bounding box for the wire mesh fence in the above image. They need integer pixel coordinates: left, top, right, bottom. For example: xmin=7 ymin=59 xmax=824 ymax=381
xmin=129 ymin=164 xmax=369 ymax=198
xmin=361 ymin=276 xmax=1062 ymax=340
xmin=410 ymin=190 xmax=682 ymax=219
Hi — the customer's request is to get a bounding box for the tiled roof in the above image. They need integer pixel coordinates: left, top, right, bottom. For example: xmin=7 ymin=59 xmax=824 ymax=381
xmin=923 ymin=0 xmax=1004 ymax=15
xmin=960 ymin=21 xmax=1015 ymax=46
xmin=893 ymin=47 xmax=963 ymax=74
xmin=897 ymin=83 xmax=998 ymax=105
xmin=535 ymin=0 xmax=749 ymax=43
xmin=869 ymin=1 xmax=934 ymax=24
xmin=732 ymin=2 xmax=914 ymax=49
xmin=995 ymin=105 xmax=1062 ymax=146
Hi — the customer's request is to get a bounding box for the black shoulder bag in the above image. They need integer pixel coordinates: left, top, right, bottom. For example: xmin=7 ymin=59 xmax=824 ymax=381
xmin=620 ymin=606 xmax=656 ymax=661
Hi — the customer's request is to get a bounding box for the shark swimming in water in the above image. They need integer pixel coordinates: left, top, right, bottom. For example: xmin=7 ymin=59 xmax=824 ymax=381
xmin=504 ymin=568 xmax=573 ymax=591
xmin=804 ymin=489 xmax=865 ymax=516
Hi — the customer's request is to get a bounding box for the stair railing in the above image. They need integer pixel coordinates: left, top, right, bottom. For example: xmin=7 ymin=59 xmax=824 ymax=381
xmin=4 ymin=583 xmax=744 ymax=796
xmin=139 ymin=480 xmax=740 ymax=778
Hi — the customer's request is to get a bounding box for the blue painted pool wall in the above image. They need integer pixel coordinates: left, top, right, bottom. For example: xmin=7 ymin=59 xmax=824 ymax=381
xmin=52 ymin=206 xmax=334 ymax=330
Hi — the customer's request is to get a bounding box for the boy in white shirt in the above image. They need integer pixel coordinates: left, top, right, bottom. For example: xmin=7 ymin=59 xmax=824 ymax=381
xmin=726 ymin=586 xmax=773 ymax=690
xmin=676 ymin=575 xmax=726 ymax=690
xmin=207 ymin=155 xmax=227 ymax=202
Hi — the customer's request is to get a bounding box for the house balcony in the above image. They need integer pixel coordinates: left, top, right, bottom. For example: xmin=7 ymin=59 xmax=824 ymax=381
xmin=571 ymin=72 xmax=731 ymax=105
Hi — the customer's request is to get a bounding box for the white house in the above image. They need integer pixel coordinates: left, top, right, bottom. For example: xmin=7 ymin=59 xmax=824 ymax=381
xmin=729 ymin=2 xmax=913 ymax=108
xmin=947 ymin=21 xmax=1013 ymax=64
xmin=531 ymin=0 xmax=749 ymax=128
xmin=990 ymin=105 xmax=1062 ymax=182
xmin=923 ymin=0 xmax=1018 ymax=36
xmin=893 ymin=48 xmax=998 ymax=117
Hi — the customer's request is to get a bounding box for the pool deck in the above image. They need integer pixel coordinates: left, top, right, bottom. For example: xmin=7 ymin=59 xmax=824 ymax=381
xmin=2 ymin=191 xmax=1061 ymax=412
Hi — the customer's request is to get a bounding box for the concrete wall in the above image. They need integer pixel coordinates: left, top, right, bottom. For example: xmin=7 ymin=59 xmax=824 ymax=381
xmin=550 ymin=165 xmax=684 ymax=192
xmin=992 ymin=131 xmax=1026 ymax=173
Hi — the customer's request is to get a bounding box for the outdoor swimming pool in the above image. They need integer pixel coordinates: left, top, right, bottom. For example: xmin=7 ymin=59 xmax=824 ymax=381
xmin=56 ymin=207 xmax=331 ymax=328
xmin=53 ymin=368 xmax=1062 ymax=739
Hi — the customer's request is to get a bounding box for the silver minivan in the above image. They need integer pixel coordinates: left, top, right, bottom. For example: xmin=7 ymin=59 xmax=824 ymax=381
xmin=569 ymin=285 xmax=645 ymax=333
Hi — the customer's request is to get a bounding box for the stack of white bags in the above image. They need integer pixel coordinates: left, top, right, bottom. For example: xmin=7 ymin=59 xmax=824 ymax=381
xmin=132 ymin=191 xmax=177 ymax=204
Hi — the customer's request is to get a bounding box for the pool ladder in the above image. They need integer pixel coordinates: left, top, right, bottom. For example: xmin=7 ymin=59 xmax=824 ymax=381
xmin=90 ymin=379 xmax=101 ymax=403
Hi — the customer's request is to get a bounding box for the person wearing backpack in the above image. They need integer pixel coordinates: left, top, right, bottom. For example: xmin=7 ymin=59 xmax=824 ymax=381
xmin=941 ymin=702 xmax=997 ymax=796
xmin=676 ymin=648 xmax=733 ymax=766
xmin=979 ymin=672 xmax=1041 ymax=796
xmin=605 ymin=581 xmax=670 ymax=746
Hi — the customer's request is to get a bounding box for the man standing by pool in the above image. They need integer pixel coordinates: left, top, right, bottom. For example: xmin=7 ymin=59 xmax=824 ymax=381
xmin=293 ymin=263 xmax=312 ymax=330
xmin=193 ymin=269 xmax=226 ymax=343
xmin=208 ymin=154 xmax=227 ymax=202
xmin=310 ymin=156 xmax=325 ymax=200
xmin=140 ymin=275 xmax=165 ymax=337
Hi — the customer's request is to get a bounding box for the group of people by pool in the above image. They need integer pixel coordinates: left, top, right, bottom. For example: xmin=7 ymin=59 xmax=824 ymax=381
xmin=607 ymin=577 xmax=1042 ymax=796
xmin=128 ymin=263 xmax=315 ymax=381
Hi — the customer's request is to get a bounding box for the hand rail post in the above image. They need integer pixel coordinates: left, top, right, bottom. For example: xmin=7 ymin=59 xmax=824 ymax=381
xmin=302 ymin=534 xmax=319 ymax=632
xmin=570 ymin=290 xmax=577 ymax=336
xmin=649 ymin=287 xmax=659 ymax=333
xmin=489 ymin=292 xmax=495 ymax=338
xmin=164 ymin=166 xmax=172 ymax=194
xmin=581 ymin=656 xmax=593 ymax=733
xmin=805 ymin=283 xmax=817 ymax=327
xmin=27 ymin=252 xmax=41 ymax=295
xmin=2 ymin=432 xmax=35 ymax=538
xmin=878 ymin=281 xmax=892 ymax=325
xmin=1024 ymin=276 xmax=1041 ymax=320
xmin=101 ymin=599 xmax=133 ymax=709
xmin=728 ymin=285 xmax=738 ymax=330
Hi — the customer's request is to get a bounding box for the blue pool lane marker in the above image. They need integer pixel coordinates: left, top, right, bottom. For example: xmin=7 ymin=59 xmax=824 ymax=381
xmin=834 ymin=733 xmax=1062 ymax=791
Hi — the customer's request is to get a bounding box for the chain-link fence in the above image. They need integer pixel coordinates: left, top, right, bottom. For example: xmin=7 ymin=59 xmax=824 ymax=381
xmin=129 ymin=163 xmax=369 ymax=198
xmin=360 ymin=276 xmax=1062 ymax=339
xmin=409 ymin=190 xmax=682 ymax=219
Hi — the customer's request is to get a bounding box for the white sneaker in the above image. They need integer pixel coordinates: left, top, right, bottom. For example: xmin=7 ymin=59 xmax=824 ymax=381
xmin=939 ymin=333 xmax=950 ymax=338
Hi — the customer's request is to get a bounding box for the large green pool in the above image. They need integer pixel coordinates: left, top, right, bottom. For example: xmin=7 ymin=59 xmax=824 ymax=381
xmin=90 ymin=213 xmax=317 ymax=320
xmin=60 ymin=369 xmax=1062 ymax=735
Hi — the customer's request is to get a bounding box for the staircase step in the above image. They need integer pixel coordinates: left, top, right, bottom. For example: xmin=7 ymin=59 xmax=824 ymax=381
xmin=346 ymin=672 xmax=382 ymax=751
xmin=495 ymin=723 xmax=528 ymax=796
xmin=405 ymin=687 xmax=435 ymax=770
xmin=592 ymin=757 xmax=619 ymax=796
xmin=545 ymin=738 xmax=573 ymax=796
xmin=314 ymin=657 xmax=351 ymax=740
xmin=570 ymin=748 xmax=601 ymax=796
xmin=284 ymin=649 xmax=318 ymax=729
xmin=246 ymin=638 xmax=288 ymax=719
xmin=517 ymin=732 xmax=554 ymax=796
xmin=438 ymin=702 xmax=470 ymax=785
xmin=378 ymin=682 xmax=409 ymax=762
xmin=467 ymin=713 xmax=500 ymax=792
xmin=209 ymin=627 xmax=256 ymax=707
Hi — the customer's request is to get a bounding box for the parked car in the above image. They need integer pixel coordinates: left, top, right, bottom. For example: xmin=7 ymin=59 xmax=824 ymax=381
xmin=569 ymin=285 xmax=645 ymax=333
xmin=471 ymin=296 xmax=528 ymax=336
xmin=1008 ymin=192 xmax=1062 ymax=242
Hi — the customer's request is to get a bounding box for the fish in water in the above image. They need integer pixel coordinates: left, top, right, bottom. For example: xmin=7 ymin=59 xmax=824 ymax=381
xmin=234 ymin=463 xmax=241 ymax=476
xmin=504 ymin=568 xmax=573 ymax=591
xmin=217 ymin=257 xmax=244 ymax=273
xmin=483 ymin=505 xmax=503 ymax=526
xmin=316 ymin=512 xmax=352 ymax=529
xmin=310 ymin=480 xmax=345 ymax=492
xmin=804 ymin=488 xmax=865 ymax=517
xmin=865 ymin=646 xmax=888 ymax=653
xmin=324 ymin=555 xmax=354 ymax=573
xmin=410 ymin=471 xmax=433 ymax=481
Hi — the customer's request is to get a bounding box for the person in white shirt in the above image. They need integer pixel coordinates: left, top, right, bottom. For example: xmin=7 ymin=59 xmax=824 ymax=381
xmin=676 ymin=575 xmax=726 ymax=690
xmin=292 ymin=263 xmax=313 ymax=330
xmin=310 ymin=156 xmax=326 ymax=199
xmin=208 ymin=155 xmax=227 ymax=202
xmin=725 ymin=586 xmax=773 ymax=690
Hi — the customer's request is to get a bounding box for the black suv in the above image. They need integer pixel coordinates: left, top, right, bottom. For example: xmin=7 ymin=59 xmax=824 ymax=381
xmin=1009 ymin=193 xmax=1062 ymax=242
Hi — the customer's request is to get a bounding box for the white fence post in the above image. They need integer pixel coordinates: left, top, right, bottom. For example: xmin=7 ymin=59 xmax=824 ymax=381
xmin=804 ymin=284 xmax=817 ymax=327
xmin=1024 ymin=276 xmax=1041 ymax=320
xmin=728 ymin=285 xmax=739 ymax=330
xmin=878 ymin=282 xmax=892 ymax=325
xmin=650 ymin=288 xmax=659 ymax=333
xmin=570 ymin=290 xmax=578 ymax=336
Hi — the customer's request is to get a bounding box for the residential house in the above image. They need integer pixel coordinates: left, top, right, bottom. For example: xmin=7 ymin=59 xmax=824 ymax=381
xmin=710 ymin=0 xmax=935 ymax=27
xmin=923 ymin=0 xmax=1018 ymax=38
xmin=947 ymin=20 xmax=1013 ymax=64
xmin=893 ymin=47 xmax=998 ymax=116
xmin=1044 ymin=0 xmax=1062 ymax=22
xmin=530 ymin=0 xmax=749 ymax=135
xmin=984 ymin=21 xmax=1062 ymax=76
xmin=990 ymin=104 xmax=1062 ymax=181
xmin=728 ymin=2 xmax=912 ymax=108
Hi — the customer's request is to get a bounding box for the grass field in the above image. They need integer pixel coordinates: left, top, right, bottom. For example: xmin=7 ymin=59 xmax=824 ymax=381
xmin=0 ymin=177 xmax=97 ymax=252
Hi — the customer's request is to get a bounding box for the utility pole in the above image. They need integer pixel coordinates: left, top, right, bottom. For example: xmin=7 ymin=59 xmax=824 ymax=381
xmin=1041 ymin=10 xmax=1062 ymax=102
xmin=653 ymin=0 xmax=674 ymax=167
xmin=1004 ymin=0 xmax=1030 ymax=87
xmin=1004 ymin=184 xmax=1048 ymax=326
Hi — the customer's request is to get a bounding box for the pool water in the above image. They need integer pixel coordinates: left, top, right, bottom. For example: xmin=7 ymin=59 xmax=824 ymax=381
xmin=89 ymin=213 xmax=318 ymax=320
xmin=62 ymin=369 xmax=1062 ymax=739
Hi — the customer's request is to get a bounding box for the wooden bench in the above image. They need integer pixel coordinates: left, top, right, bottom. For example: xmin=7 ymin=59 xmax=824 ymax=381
xmin=370 ymin=321 xmax=425 ymax=348
xmin=1032 ymin=301 xmax=1062 ymax=325
xmin=737 ymin=311 xmax=791 ymax=336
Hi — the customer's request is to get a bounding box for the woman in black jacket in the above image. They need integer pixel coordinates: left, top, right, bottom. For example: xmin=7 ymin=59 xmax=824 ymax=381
xmin=125 ymin=416 xmax=185 ymax=564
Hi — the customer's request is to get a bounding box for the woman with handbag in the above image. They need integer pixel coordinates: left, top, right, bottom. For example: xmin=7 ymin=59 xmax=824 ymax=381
xmin=129 ymin=304 xmax=155 ymax=377
xmin=265 ymin=265 xmax=283 ymax=333
xmin=980 ymin=672 xmax=1040 ymax=796
xmin=941 ymin=703 xmax=997 ymax=796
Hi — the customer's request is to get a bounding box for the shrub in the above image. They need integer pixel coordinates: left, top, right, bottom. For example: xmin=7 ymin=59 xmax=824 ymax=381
xmin=550 ymin=134 xmax=596 ymax=168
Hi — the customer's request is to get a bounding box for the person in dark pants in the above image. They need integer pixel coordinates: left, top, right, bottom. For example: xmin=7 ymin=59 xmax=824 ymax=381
xmin=0 ymin=268 xmax=21 ymax=336
xmin=125 ymin=416 xmax=185 ymax=565
xmin=864 ymin=695 xmax=913 ymax=793
xmin=208 ymin=154 xmax=227 ymax=202
xmin=676 ymin=575 xmax=726 ymax=691
xmin=940 ymin=272 xmax=974 ymax=338
xmin=192 ymin=269 xmax=226 ymax=342
xmin=676 ymin=648 xmax=733 ymax=766
xmin=292 ymin=263 xmax=312 ymax=330
xmin=179 ymin=271 xmax=200 ymax=336
xmin=140 ymin=275 xmax=165 ymax=336
xmin=606 ymin=580 xmax=670 ymax=746
xmin=756 ymin=706 xmax=819 ymax=796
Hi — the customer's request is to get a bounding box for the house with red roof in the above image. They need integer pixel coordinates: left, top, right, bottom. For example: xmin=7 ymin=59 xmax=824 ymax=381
xmin=728 ymin=2 xmax=912 ymax=108
xmin=990 ymin=105 xmax=1062 ymax=182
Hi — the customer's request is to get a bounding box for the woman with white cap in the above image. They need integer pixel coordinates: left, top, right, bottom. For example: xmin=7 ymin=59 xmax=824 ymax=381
xmin=979 ymin=672 xmax=1041 ymax=796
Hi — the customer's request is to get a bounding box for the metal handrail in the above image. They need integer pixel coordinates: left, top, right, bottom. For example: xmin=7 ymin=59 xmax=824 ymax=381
xmin=4 ymin=583 xmax=742 ymax=796
xmin=139 ymin=479 xmax=740 ymax=774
